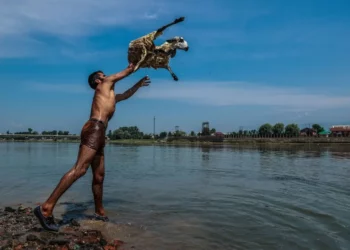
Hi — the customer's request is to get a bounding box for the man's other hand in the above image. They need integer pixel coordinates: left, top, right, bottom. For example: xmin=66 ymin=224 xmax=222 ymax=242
xmin=138 ymin=76 xmax=151 ymax=87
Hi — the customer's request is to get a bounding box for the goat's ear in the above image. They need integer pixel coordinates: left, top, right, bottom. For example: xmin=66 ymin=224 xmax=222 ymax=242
xmin=166 ymin=38 xmax=175 ymax=43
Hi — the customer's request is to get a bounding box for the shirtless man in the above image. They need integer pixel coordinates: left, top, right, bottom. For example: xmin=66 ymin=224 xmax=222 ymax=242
xmin=34 ymin=63 xmax=150 ymax=231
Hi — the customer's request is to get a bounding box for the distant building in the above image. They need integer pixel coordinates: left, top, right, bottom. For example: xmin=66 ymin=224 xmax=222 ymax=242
xmin=300 ymin=128 xmax=317 ymax=136
xmin=318 ymin=130 xmax=331 ymax=137
xmin=330 ymin=125 xmax=350 ymax=137
xmin=202 ymin=121 xmax=210 ymax=135
xmin=214 ymin=132 xmax=225 ymax=138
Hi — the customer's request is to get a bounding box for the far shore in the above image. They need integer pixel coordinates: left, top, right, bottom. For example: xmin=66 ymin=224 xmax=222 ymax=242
xmin=2 ymin=137 xmax=350 ymax=146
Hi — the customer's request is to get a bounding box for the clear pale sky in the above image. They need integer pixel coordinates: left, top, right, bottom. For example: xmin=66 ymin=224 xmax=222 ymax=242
xmin=1 ymin=0 xmax=349 ymax=134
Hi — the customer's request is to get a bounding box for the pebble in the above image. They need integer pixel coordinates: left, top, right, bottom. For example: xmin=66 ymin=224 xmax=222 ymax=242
xmin=70 ymin=218 xmax=81 ymax=227
xmin=4 ymin=207 xmax=16 ymax=213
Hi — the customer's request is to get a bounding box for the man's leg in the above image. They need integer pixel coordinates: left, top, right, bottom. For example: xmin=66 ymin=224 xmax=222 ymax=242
xmin=34 ymin=145 xmax=97 ymax=231
xmin=91 ymin=151 xmax=106 ymax=217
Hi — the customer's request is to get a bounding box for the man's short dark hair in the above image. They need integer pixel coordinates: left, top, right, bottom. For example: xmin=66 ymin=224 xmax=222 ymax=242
xmin=88 ymin=70 xmax=103 ymax=89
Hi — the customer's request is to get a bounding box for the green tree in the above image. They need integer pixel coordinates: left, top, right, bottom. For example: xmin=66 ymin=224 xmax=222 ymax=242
xmin=6 ymin=130 xmax=10 ymax=135
xmin=272 ymin=123 xmax=284 ymax=135
xmin=107 ymin=130 xmax=112 ymax=139
xmin=190 ymin=131 xmax=196 ymax=136
xmin=124 ymin=131 xmax=132 ymax=139
xmin=28 ymin=128 xmax=33 ymax=134
xmin=113 ymin=128 xmax=129 ymax=139
xmin=174 ymin=130 xmax=186 ymax=137
xmin=112 ymin=126 xmax=143 ymax=139
xmin=210 ymin=128 xmax=216 ymax=134
xmin=33 ymin=131 xmax=39 ymax=135
xmin=250 ymin=130 xmax=257 ymax=136
xmin=168 ymin=132 xmax=172 ymax=137
xmin=127 ymin=126 xmax=141 ymax=139
xmin=312 ymin=124 xmax=324 ymax=134
xmin=285 ymin=123 xmax=300 ymax=136
xmin=159 ymin=131 xmax=167 ymax=138
xmin=143 ymin=134 xmax=152 ymax=139
xmin=259 ymin=123 xmax=273 ymax=136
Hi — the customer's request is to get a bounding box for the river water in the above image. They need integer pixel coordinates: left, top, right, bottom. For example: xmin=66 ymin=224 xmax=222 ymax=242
xmin=0 ymin=142 xmax=349 ymax=249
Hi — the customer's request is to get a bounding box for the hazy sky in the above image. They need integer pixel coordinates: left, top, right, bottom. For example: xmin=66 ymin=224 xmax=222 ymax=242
xmin=1 ymin=0 xmax=349 ymax=134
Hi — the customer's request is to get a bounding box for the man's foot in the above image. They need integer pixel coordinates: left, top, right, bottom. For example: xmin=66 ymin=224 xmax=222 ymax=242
xmin=33 ymin=206 xmax=59 ymax=232
xmin=93 ymin=213 xmax=109 ymax=222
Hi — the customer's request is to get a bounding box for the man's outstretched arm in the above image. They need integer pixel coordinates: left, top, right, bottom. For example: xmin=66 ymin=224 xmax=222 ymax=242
xmin=105 ymin=63 xmax=135 ymax=84
xmin=115 ymin=76 xmax=151 ymax=103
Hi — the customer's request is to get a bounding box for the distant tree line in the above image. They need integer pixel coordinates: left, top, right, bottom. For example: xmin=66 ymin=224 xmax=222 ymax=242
xmin=42 ymin=130 xmax=70 ymax=135
xmin=6 ymin=128 xmax=71 ymax=136
xmin=226 ymin=123 xmax=326 ymax=137
xmin=4 ymin=123 xmax=330 ymax=139
xmin=12 ymin=128 xmax=39 ymax=135
xmin=106 ymin=126 xmax=201 ymax=140
xmin=107 ymin=126 xmax=153 ymax=140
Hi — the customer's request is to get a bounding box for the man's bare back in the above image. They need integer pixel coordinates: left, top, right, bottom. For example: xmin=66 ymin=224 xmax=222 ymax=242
xmin=34 ymin=63 xmax=150 ymax=232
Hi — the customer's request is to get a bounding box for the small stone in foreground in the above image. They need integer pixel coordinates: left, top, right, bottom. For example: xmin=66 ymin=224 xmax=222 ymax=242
xmin=26 ymin=234 xmax=39 ymax=241
xmin=17 ymin=205 xmax=26 ymax=212
xmin=4 ymin=207 xmax=16 ymax=213
xmin=70 ymin=218 xmax=80 ymax=227
xmin=100 ymin=238 xmax=108 ymax=246
xmin=49 ymin=238 xmax=70 ymax=245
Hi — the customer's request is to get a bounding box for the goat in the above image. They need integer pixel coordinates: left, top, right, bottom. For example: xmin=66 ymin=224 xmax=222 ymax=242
xmin=127 ymin=17 xmax=189 ymax=81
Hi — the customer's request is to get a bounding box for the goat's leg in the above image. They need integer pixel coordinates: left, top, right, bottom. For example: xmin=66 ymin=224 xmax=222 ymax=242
xmin=166 ymin=65 xmax=178 ymax=81
xmin=155 ymin=17 xmax=185 ymax=38
xmin=134 ymin=46 xmax=148 ymax=72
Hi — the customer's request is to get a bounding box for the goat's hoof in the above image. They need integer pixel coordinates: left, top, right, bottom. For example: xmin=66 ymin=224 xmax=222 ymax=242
xmin=173 ymin=76 xmax=179 ymax=81
xmin=175 ymin=17 xmax=185 ymax=23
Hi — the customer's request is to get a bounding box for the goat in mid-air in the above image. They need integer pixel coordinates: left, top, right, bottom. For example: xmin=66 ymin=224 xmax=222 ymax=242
xmin=127 ymin=17 xmax=189 ymax=81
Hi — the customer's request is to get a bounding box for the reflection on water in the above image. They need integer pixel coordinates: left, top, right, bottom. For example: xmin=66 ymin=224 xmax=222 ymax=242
xmin=1 ymin=142 xmax=350 ymax=250
xmin=201 ymin=146 xmax=210 ymax=161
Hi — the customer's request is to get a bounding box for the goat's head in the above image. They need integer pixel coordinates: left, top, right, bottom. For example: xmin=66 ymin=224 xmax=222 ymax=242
xmin=166 ymin=36 xmax=189 ymax=51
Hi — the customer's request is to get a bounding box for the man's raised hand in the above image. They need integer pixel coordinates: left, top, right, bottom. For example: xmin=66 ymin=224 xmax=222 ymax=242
xmin=138 ymin=76 xmax=151 ymax=87
xmin=127 ymin=63 xmax=136 ymax=72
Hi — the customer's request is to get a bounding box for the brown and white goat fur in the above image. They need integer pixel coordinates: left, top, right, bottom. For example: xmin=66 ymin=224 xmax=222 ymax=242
xmin=128 ymin=17 xmax=189 ymax=81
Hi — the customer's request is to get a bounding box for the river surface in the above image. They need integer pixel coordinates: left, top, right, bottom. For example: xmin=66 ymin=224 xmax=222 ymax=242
xmin=1 ymin=142 xmax=349 ymax=249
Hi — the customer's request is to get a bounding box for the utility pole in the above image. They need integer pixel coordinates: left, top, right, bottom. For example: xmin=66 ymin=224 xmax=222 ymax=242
xmin=153 ymin=116 xmax=155 ymax=138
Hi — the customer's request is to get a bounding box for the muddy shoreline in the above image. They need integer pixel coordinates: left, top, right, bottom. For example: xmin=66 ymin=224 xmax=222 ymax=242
xmin=0 ymin=205 xmax=129 ymax=249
